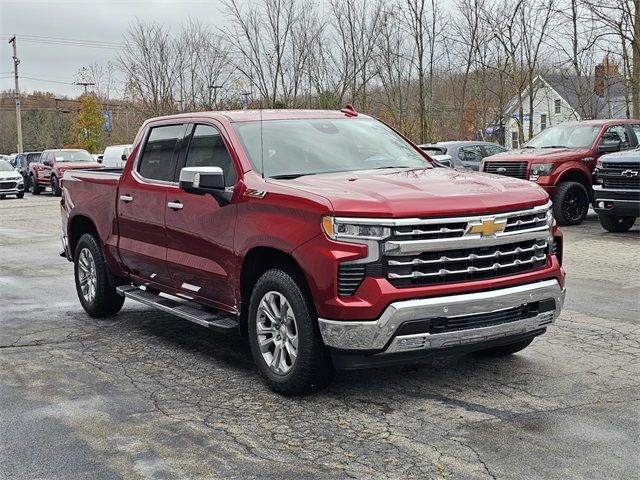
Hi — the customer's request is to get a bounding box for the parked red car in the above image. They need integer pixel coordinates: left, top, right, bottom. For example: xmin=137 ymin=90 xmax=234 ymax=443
xmin=30 ymin=149 xmax=102 ymax=196
xmin=481 ymin=119 xmax=640 ymax=225
xmin=60 ymin=108 xmax=566 ymax=395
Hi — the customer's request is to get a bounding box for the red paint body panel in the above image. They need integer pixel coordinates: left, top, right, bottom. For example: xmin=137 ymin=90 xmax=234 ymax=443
xmin=62 ymin=110 xmax=566 ymax=326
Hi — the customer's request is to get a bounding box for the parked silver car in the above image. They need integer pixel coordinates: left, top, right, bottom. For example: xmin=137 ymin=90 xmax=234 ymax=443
xmin=0 ymin=158 xmax=25 ymax=199
xmin=419 ymin=141 xmax=507 ymax=170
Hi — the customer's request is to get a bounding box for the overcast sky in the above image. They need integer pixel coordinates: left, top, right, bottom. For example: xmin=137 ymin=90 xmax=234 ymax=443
xmin=0 ymin=0 xmax=227 ymax=97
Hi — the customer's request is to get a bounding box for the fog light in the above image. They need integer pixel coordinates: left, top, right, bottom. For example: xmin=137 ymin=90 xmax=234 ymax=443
xmin=598 ymin=202 xmax=604 ymax=208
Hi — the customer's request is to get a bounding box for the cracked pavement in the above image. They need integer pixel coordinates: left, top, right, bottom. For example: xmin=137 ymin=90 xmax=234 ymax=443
xmin=1 ymin=194 xmax=639 ymax=479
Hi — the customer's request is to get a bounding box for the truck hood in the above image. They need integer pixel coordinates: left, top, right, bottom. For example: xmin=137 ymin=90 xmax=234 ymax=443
xmin=57 ymin=162 xmax=103 ymax=170
xmin=277 ymin=168 xmax=548 ymax=217
xmin=487 ymin=148 xmax=591 ymax=162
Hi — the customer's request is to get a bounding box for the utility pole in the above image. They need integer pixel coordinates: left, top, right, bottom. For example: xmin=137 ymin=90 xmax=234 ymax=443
xmin=75 ymin=82 xmax=95 ymax=94
xmin=9 ymin=36 xmax=23 ymax=153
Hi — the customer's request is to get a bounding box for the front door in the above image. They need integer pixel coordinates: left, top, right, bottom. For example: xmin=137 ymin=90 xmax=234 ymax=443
xmin=117 ymin=123 xmax=186 ymax=288
xmin=165 ymin=123 xmax=239 ymax=311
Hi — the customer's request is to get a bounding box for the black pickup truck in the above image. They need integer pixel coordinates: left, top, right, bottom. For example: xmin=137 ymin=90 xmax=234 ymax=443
xmin=593 ymin=147 xmax=640 ymax=232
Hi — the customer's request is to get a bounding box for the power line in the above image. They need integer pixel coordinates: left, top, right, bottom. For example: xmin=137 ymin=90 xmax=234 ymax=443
xmin=0 ymin=34 xmax=125 ymax=50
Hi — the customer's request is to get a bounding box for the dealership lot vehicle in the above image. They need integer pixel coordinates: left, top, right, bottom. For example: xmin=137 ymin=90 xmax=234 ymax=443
xmin=100 ymin=144 xmax=132 ymax=168
xmin=420 ymin=141 xmax=507 ymax=170
xmin=61 ymin=109 xmax=565 ymax=395
xmin=11 ymin=151 xmax=41 ymax=191
xmin=481 ymin=119 xmax=640 ymax=226
xmin=0 ymin=158 xmax=25 ymax=199
xmin=30 ymin=149 xmax=102 ymax=196
xmin=592 ymin=147 xmax=640 ymax=232
xmin=1 ymin=195 xmax=638 ymax=479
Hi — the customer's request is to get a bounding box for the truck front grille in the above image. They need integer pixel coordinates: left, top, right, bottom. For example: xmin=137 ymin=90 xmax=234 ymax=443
xmin=484 ymin=161 xmax=528 ymax=179
xmin=385 ymin=239 xmax=548 ymax=287
xmin=599 ymin=162 xmax=640 ymax=190
xmin=602 ymin=177 xmax=640 ymax=189
xmin=382 ymin=202 xmax=551 ymax=288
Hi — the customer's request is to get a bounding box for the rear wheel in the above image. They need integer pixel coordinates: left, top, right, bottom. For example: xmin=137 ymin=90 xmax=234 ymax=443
xmin=74 ymin=233 xmax=125 ymax=317
xmin=597 ymin=213 xmax=636 ymax=232
xmin=553 ymin=181 xmax=589 ymax=226
xmin=248 ymin=269 xmax=333 ymax=395
xmin=51 ymin=174 xmax=62 ymax=196
xmin=473 ymin=338 xmax=534 ymax=357
xmin=31 ymin=175 xmax=41 ymax=195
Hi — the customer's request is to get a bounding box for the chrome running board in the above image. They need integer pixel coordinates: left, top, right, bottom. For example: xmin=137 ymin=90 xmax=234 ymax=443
xmin=116 ymin=285 xmax=238 ymax=333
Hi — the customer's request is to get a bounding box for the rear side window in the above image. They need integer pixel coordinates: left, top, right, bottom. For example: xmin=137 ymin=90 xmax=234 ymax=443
xmin=27 ymin=153 xmax=41 ymax=164
xmin=138 ymin=125 xmax=183 ymax=182
xmin=631 ymin=125 xmax=640 ymax=144
xmin=184 ymin=124 xmax=237 ymax=187
xmin=484 ymin=145 xmax=506 ymax=156
xmin=601 ymin=125 xmax=631 ymax=150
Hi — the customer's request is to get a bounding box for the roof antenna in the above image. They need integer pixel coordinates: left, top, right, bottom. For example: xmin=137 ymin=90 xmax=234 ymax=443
xmin=260 ymin=98 xmax=264 ymax=179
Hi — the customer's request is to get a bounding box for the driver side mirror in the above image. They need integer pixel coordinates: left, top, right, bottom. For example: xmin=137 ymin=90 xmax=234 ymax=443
xmin=179 ymin=166 xmax=225 ymax=195
xmin=598 ymin=140 xmax=620 ymax=154
xmin=43 ymin=160 xmax=52 ymax=167
xmin=121 ymin=154 xmax=128 ymax=161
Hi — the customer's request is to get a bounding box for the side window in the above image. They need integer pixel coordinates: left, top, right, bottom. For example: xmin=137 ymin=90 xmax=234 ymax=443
xmin=41 ymin=152 xmax=51 ymax=164
xmin=484 ymin=145 xmax=506 ymax=157
xmin=631 ymin=125 xmax=640 ymax=145
xmin=138 ymin=124 xmax=184 ymax=182
xmin=601 ymin=125 xmax=631 ymax=150
xmin=184 ymin=124 xmax=237 ymax=187
xmin=459 ymin=145 xmax=483 ymax=163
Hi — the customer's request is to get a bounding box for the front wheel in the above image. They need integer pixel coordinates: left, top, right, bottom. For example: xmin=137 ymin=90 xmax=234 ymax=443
xmin=248 ymin=269 xmax=333 ymax=395
xmin=51 ymin=175 xmax=62 ymax=196
xmin=16 ymin=192 xmax=24 ymax=199
xmin=597 ymin=213 xmax=636 ymax=232
xmin=74 ymin=233 xmax=125 ymax=318
xmin=552 ymin=181 xmax=589 ymax=226
xmin=472 ymin=338 xmax=534 ymax=357
xmin=31 ymin=175 xmax=41 ymax=195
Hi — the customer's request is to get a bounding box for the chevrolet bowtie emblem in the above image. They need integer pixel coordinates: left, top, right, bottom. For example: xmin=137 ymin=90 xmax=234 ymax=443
xmin=621 ymin=170 xmax=638 ymax=177
xmin=467 ymin=218 xmax=507 ymax=237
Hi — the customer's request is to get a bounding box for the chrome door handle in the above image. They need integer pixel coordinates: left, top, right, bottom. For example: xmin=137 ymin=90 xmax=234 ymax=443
xmin=167 ymin=201 xmax=183 ymax=210
xmin=119 ymin=194 xmax=133 ymax=203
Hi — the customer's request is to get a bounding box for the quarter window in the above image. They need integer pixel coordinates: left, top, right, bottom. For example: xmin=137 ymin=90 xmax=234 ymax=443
xmin=137 ymin=124 xmax=184 ymax=182
xmin=184 ymin=124 xmax=237 ymax=187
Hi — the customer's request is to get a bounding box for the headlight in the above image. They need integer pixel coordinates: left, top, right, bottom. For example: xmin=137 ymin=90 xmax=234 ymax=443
xmin=16 ymin=176 xmax=23 ymax=184
xmin=596 ymin=158 xmax=603 ymax=169
xmin=529 ymin=163 xmax=553 ymax=180
xmin=322 ymin=216 xmax=391 ymax=241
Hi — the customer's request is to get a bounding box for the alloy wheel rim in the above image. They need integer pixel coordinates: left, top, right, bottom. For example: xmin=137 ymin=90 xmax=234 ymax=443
xmin=78 ymin=248 xmax=97 ymax=303
xmin=256 ymin=291 xmax=299 ymax=375
xmin=565 ymin=186 xmax=587 ymax=222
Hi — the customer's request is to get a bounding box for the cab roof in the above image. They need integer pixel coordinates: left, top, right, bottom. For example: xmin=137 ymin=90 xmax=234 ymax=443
xmin=145 ymin=108 xmax=373 ymax=124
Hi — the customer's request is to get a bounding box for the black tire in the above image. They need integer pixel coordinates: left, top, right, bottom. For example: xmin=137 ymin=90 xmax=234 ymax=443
xmin=24 ymin=174 xmax=30 ymax=192
xmin=472 ymin=338 xmax=534 ymax=357
xmin=31 ymin=175 xmax=41 ymax=195
xmin=597 ymin=213 xmax=636 ymax=232
xmin=0 ymin=195 xmax=5 ymax=199
xmin=248 ymin=269 xmax=333 ymax=395
xmin=552 ymin=181 xmax=589 ymax=226
xmin=16 ymin=192 xmax=24 ymax=199
xmin=51 ymin=174 xmax=62 ymax=196
xmin=74 ymin=233 xmax=125 ymax=318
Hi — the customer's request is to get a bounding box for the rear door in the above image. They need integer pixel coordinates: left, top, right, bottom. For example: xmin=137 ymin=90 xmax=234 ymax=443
xmin=165 ymin=122 xmax=239 ymax=310
xmin=117 ymin=123 xmax=187 ymax=287
xmin=458 ymin=145 xmax=483 ymax=170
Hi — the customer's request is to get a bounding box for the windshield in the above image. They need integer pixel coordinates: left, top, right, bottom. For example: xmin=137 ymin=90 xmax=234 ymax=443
xmin=234 ymin=118 xmax=430 ymax=178
xmin=0 ymin=159 xmax=15 ymax=171
xmin=53 ymin=150 xmax=94 ymax=162
xmin=524 ymin=125 xmax=600 ymax=149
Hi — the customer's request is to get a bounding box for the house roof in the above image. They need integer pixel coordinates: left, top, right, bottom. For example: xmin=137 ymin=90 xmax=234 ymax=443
xmin=506 ymin=73 xmax=630 ymax=120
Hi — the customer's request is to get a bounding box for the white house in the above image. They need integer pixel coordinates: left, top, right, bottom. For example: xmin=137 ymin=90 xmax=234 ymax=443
xmin=503 ymin=70 xmax=631 ymax=149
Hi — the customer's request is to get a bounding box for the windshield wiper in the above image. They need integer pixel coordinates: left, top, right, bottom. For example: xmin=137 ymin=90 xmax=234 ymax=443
xmin=541 ymin=145 xmax=567 ymax=148
xmin=270 ymin=173 xmax=309 ymax=179
xmin=521 ymin=145 xmax=536 ymax=149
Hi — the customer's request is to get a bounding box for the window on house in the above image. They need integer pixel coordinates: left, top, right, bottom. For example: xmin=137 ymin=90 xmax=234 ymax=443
xmin=554 ymin=99 xmax=561 ymax=114
xmin=511 ymin=131 xmax=519 ymax=149
xmin=540 ymin=114 xmax=547 ymax=131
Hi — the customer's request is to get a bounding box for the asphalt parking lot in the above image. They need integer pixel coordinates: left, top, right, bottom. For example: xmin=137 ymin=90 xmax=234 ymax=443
xmin=1 ymin=193 xmax=638 ymax=480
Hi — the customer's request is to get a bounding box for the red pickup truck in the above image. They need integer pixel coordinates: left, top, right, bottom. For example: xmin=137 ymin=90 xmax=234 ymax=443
xmin=481 ymin=119 xmax=640 ymax=225
xmin=60 ymin=108 xmax=566 ymax=395
xmin=31 ymin=149 xmax=103 ymax=196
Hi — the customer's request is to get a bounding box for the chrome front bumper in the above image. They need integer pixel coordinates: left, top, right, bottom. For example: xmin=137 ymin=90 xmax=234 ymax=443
xmin=318 ymin=279 xmax=565 ymax=354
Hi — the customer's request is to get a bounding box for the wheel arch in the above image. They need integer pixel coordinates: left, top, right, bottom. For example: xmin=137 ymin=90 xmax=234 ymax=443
xmin=69 ymin=214 xmax=99 ymax=259
xmin=239 ymin=246 xmax=314 ymax=337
